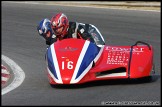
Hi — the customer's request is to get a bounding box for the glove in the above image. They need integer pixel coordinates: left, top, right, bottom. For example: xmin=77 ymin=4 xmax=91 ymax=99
xmin=46 ymin=40 xmax=51 ymax=45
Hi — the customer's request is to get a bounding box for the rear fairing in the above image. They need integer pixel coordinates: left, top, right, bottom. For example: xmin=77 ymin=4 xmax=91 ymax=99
xmin=81 ymin=45 xmax=153 ymax=83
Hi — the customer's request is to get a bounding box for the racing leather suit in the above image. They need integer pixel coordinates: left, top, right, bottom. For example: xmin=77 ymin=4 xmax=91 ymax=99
xmin=38 ymin=21 xmax=105 ymax=46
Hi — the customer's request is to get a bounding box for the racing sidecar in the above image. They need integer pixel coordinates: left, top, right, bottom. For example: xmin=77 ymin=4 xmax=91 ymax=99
xmin=45 ymin=38 xmax=154 ymax=84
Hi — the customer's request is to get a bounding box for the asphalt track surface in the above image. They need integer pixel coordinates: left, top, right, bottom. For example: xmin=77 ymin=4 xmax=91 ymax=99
xmin=1 ymin=2 xmax=161 ymax=106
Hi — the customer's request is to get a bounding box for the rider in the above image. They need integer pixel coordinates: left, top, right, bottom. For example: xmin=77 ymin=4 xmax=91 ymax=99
xmin=37 ymin=13 xmax=105 ymax=47
xmin=37 ymin=18 xmax=56 ymax=45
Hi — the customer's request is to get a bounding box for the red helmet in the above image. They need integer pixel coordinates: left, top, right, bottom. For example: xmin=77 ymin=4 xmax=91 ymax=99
xmin=51 ymin=13 xmax=69 ymax=37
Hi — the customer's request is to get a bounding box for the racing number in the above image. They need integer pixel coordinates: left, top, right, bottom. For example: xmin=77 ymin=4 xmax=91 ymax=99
xmin=62 ymin=61 xmax=73 ymax=70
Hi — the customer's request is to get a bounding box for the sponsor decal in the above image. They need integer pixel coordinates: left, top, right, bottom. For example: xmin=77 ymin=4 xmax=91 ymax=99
xmin=105 ymin=46 xmax=144 ymax=65
xmin=106 ymin=51 xmax=129 ymax=65
xmin=105 ymin=46 xmax=144 ymax=53
xmin=59 ymin=46 xmax=78 ymax=52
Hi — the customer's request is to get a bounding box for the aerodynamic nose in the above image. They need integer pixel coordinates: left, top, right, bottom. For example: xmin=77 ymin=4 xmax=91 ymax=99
xmin=61 ymin=77 xmax=71 ymax=84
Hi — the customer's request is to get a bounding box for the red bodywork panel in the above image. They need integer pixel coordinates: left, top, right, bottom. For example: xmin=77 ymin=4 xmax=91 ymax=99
xmin=46 ymin=39 xmax=153 ymax=84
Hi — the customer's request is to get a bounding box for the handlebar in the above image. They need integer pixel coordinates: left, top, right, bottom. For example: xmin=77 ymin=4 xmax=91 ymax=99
xmin=132 ymin=41 xmax=151 ymax=50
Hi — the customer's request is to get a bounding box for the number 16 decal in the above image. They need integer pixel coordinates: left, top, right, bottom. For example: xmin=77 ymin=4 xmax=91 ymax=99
xmin=62 ymin=61 xmax=73 ymax=70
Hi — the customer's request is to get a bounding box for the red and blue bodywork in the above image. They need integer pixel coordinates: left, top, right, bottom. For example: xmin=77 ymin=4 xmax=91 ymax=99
xmin=45 ymin=38 xmax=154 ymax=84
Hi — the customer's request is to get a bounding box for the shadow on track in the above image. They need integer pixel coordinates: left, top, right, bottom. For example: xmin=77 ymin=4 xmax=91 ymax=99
xmin=50 ymin=75 xmax=160 ymax=89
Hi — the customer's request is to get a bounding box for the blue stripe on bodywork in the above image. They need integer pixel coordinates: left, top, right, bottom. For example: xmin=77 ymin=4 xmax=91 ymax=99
xmin=47 ymin=47 xmax=58 ymax=79
xmin=75 ymin=42 xmax=101 ymax=79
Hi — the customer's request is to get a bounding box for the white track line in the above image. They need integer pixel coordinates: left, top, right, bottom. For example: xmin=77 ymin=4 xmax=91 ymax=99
xmin=2 ymin=55 xmax=25 ymax=95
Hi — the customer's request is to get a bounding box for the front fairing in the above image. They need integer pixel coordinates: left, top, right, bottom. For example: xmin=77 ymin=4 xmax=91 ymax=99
xmin=46 ymin=38 xmax=103 ymax=84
